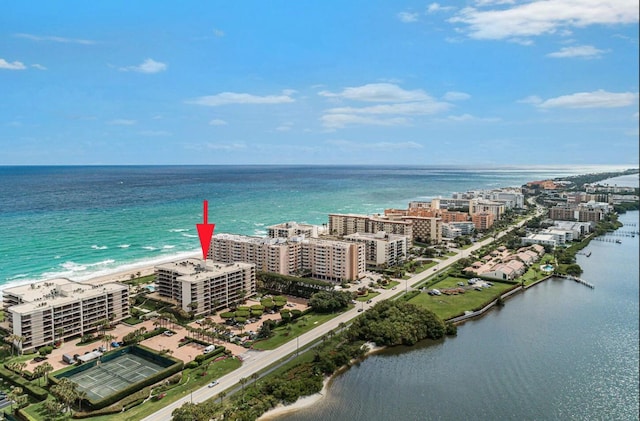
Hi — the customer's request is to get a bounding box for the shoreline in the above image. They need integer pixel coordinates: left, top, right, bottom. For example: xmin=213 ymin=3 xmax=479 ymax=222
xmin=257 ymin=342 xmax=385 ymax=420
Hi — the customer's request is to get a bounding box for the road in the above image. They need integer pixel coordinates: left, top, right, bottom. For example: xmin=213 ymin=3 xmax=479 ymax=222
xmin=143 ymin=211 xmax=539 ymax=420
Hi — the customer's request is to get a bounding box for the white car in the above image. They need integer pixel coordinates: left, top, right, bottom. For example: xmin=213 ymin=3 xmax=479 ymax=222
xmin=208 ymin=380 xmax=219 ymax=388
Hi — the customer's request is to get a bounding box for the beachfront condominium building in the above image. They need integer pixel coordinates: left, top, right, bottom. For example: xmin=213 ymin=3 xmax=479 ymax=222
xmin=344 ymin=232 xmax=408 ymax=268
xmin=549 ymin=202 xmax=611 ymax=223
xmin=3 ymin=278 xmax=129 ymax=352
xmin=209 ymin=234 xmax=365 ymax=282
xmin=155 ymin=258 xmax=256 ymax=317
xmin=328 ymin=213 xmax=413 ymax=238
xmin=267 ymin=221 xmax=320 ymax=239
xmin=209 ymin=234 xmax=298 ymax=274
xmin=301 ymin=238 xmax=366 ymax=282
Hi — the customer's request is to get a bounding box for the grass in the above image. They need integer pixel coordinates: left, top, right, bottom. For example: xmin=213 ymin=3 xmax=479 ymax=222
xmin=408 ymin=278 xmax=515 ymax=320
xmin=252 ymin=311 xmax=345 ymax=351
xmin=380 ymin=281 xmax=400 ymax=290
xmin=122 ymin=275 xmax=155 ymax=287
xmin=355 ymin=291 xmax=381 ymax=302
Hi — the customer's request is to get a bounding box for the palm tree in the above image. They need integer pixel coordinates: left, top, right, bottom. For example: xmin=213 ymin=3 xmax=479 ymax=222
xmin=40 ymin=362 xmax=53 ymax=386
xmin=218 ymin=390 xmax=227 ymax=404
xmin=76 ymin=389 xmax=88 ymax=412
xmin=7 ymin=386 xmax=23 ymax=412
xmin=33 ymin=365 xmax=45 ymax=386
xmin=251 ymin=372 xmax=259 ymax=388
xmin=239 ymin=377 xmax=248 ymax=401
xmin=103 ymin=334 xmax=115 ymax=351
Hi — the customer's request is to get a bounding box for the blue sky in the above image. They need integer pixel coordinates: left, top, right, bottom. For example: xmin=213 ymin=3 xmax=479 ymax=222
xmin=1 ymin=1 xmax=638 ymax=166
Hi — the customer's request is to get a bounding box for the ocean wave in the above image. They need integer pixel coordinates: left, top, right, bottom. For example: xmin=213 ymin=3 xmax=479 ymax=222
xmin=91 ymin=245 xmax=108 ymax=250
xmin=254 ymin=229 xmax=267 ymax=236
xmin=181 ymin=233 xmax=198 ymax=238
xmin=162 ymin=245 xmax=175 ymax=249
xmin=118 ymin=244 xmax=131 ymax=248
xmin=254 ymin=223 xmax=265 ymax=227
xmin=169 ymin=228 xmax=190 ymax=232
xmin=61 ymin=261 xmax=88 ymax=272
xmin=142 ymin=246 xmax=159 ymax=251
xmin=6 ymin=273 xmax=29 ymax=281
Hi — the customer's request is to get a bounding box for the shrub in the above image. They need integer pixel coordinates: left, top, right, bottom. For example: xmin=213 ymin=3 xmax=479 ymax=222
xmin=220 ymin=312 xmax=235 ymax=319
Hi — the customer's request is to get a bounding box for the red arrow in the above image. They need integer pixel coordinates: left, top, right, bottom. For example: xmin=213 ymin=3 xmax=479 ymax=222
xmin=196 ymin=200 xmax=215 ymax=260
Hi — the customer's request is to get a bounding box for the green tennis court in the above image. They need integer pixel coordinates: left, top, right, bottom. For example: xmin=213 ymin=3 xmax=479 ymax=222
xmin=65 ymin=353 xmax=162 ymax=401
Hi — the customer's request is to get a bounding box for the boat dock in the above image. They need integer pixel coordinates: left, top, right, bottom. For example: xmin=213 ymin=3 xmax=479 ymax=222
xmin=558 ymin=274 xmax=594 ymax=289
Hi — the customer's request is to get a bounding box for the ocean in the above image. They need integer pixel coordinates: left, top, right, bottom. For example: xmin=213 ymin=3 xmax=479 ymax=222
xmin=0 ymin=165 xmax=632 ymax=290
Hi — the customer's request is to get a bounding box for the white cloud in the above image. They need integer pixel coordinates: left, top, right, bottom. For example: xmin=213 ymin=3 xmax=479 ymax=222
xmin=326 ymin=101 xmax=451 ymax=116
xmin=534 ymin=90 xmax=638 ymax=109
xmin=398 ymin=12 xmax=419 ymax=22
xmin=320 ymin=83 xmax=452 ymax=128
xmin=187 ymin=90 xmax=295 ymax=106
xmin=474 ymin=0 xmax=515 ymax=6
xmin=31 ymin=64 xmax=47 ymax=70
xmin=14 ymin=33 xmax=95 ymax=45
xmin=0 ymin=58 xmax=26 ymax=70
xmin=427 ymin=3 xmax=455 ymax=13
xmin=443 ymin=91 xmax=471 ymax=101
xmin=633 ymin=111 xmax=639 ymax=120
xmin=209 ymin=119 xmax=228 ymax=126
xmin=213 ymin=28 xmax=225 ymax=37
xmin=547 ymin=45 xmax=606 ymax=58
xmin=119 ymin=58 xmax=167 ymax=74
xmin=276 ymin=122 xmax=294 ymax=132
xmin=108 ymin=119 xmax=136 ymax=125
xmin=319 ymin=83 xmax=431 ymax=102
xmin=321 ymin=114 xmax=409 ymax=129
xmin=446 ymin=114 xmax=500 ymax=122
xmin=517 ymin=95 xmax=543 ymax=105
xmin=449 ymin=0 xmax=638 ymax=42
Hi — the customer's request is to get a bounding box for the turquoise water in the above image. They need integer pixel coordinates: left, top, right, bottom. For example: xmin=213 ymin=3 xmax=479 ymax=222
xmin=280 ymin=211 xmax=640 ymax=421
xmin=0 ymin=165 xmax=629 ymax=289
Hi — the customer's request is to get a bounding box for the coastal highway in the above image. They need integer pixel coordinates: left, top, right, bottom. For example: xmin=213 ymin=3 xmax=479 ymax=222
xmin=143 ymin=212 xmax=537 ymax=420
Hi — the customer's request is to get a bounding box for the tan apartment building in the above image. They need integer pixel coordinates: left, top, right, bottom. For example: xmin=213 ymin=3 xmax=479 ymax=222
xmin=301 ymin=239 xmax=365 ymax=282
xmin=469 ymin=199 xmax=505 ymax=219
xmin=328 ymin=213 xmax=413 ymax=238
xmin=471 ymin=212 xmax=495 ymax=231
xmin=209 ymin=234 xmax=297 ymax=275
xmin=3 ymin=278 xmax=129 ymax=352
xmin=344 ymin=232 xmax=408 ymax=268
xmin=267 ymin=221 xmax=320 ymax=239
xmin=209 ymin=234 xmax=365 ymax=283
xmin=403 ymin=216 xmax=442 ymax=244
xmin=155 ymin=258 xmax=256 ymax=317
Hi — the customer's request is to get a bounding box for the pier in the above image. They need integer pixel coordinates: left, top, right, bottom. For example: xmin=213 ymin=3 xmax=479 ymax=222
xmin=558 ymin=274 xmax=594 ymax=289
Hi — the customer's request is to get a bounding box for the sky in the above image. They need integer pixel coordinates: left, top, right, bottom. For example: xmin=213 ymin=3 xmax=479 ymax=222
xmin=1 ymin=1 xmax=638 ymax=166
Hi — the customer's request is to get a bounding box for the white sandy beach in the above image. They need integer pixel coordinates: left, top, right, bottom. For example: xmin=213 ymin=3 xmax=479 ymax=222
xmin=80 ymin=253 xmax=199 ymax=286
xmin=258 ymin=377 xmax=332 ymax=420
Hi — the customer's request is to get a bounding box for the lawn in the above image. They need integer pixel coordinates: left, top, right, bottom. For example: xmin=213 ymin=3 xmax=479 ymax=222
xmin=252 ymin=311 xmax=344 ymax=351
xmin=380 ymin=281 xmax=400 ymax=290
xmin=408 ymin=279 xmax=515 ymax=320
xmin=355 ymin=291 xmax=381 ymax=302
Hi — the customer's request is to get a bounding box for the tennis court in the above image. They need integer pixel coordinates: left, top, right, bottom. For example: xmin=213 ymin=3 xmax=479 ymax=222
xmin=66 ymin=353 xmax=163 ymax=401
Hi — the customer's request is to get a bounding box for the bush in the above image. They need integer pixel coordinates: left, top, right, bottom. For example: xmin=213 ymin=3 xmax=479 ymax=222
xmin=0 ymin=365 xmax=48 ymax=400
xmin=220 ymin=312 xmax=235 ymax=319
